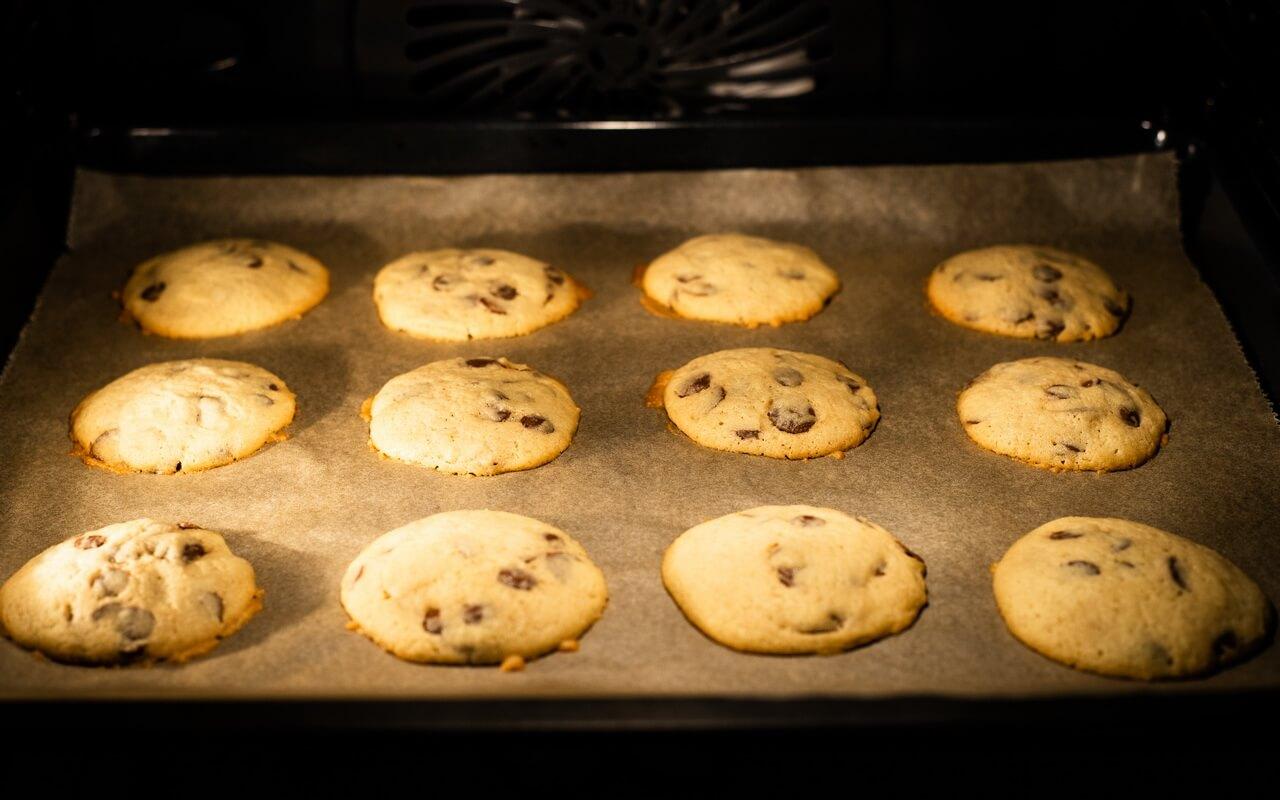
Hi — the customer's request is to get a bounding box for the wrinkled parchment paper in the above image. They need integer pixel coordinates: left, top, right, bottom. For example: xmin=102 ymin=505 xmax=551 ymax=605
xmin=2 ymin=154 xmax=1278 ymax=700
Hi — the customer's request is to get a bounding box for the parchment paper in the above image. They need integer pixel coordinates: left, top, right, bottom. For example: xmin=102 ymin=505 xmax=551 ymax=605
xmin=3 ymin=154 xmax=1278 ymax=701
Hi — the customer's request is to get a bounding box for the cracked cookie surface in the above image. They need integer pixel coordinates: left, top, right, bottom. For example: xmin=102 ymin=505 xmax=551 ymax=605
xmin=122 ymin=239 xmax=329 ymax=339
xmin=957 ymin=357 xmax=1166 ymax=472
xmin=661 ymin=347 xmax=878 ymax=459
xmin=641 ymin=233 xmax=839 ymax=327
xmin=0 ymin=519 xmax=262 ymax=665
xmin=341 ymin=510 xmax=607 ymax=665
xmin=927 ymin=245 xmax=1129 ymax=341
xmin=374 ymin=248 xmax=585 ymax=341
xmin=366 ymin=357 xmax=578 ymax=476
xmin=993 ymin=516 xmax=1271 ymax=679
xmin=662 ymin=505 xmax=926 ymax=654
xmin=71 ymin=358 xmax=295 ymax=474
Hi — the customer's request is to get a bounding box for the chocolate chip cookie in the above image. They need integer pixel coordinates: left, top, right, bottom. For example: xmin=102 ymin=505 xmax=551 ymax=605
xmin=0 ymin=519 xmax=263 ymax=665
xmin=958 ymin=357 xmax=1166 ymax=472
xmin=662 ymin=505 xmax=927 ymax=654
xmin=364 ymin=357 xmax=578 ymax=476
xmin=993 ymin=516 xmax=1272 ymax=679
xmin=341 ymin=510 xmax=608 ymax=666
xmin=70 ymin=359 xmax=296 ymax=475
xmin=640 ymin=233 xmax=840 ymax=327
xmin=657 ymin=347 xmax=878 ymax=459
xmin=122 ymin=239 xmax=329 ymax=338
xmin=374 ymin=248 xmax=586 ymax=341
xmin=927 ymin=245 xmax=1129 ymax=341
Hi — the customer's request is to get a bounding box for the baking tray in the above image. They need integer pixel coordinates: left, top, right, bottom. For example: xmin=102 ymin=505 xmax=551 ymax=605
xmin=2 ymin=153 xmax=1278 ymax=713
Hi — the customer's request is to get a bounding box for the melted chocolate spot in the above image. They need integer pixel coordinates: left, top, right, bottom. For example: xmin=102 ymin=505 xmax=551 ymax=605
xmin=245 ymin=256 xmax=263 ymax=269
xmin=181 ymin=543 xmax=206 ymax=563
xmin=768 ymin=403 xmax=816 ymax=434
xmin=1048 ymin=531 xmax=1083 ymax=540
xmin=465 ymin=358 xmax=498 ymax=368
xmin=140 ymin=282 xmax=166 ymax=301
xmin=491 ymin=284 xmax=517 ymax=300
xmin=499 ymin=568 xmax=536 ymax=590
xmin=1080 ymin=379 xmax=1096 ymax=387
xmin=777 ymin=567 xmax=795 ymax=587
xmin=735 ymin=429 xmax=760 ymax=440
xmin=1036 ymin=319 xmax=1065 ymax=339
xmin=1033 ymin=264 xmax=1063 ymax=282
xmin=1104 ymin=298 xmax=1127 ymax=317
xmin=1120 ymin=407 xmax=1141 ymax=427
xmin=479 ymin=296 xmax=507 ymax=314
xmin=675 ymin=274 xmax=700 ymax=283
xmin=544 ymin=266 xmax=565 ymax=285
xmin=463 ymin=604 xmax=485 ymax=624
xmin=520 ymin=415 xmax=555 ymax=433
xmin=794 ymin=515 xmax=825 ymax=527
xmin=423 ymin=608 xmax=443 ymax=635
xmin=1066 ymin=560 xmax=1101 ymax=576
xmin=1168 ymin=556 xmax=1188 ymax=591
xmin=676 ymin=373 xmax=710 ymax=397
xmin=773 ymin=367 xmax=804 ymax=387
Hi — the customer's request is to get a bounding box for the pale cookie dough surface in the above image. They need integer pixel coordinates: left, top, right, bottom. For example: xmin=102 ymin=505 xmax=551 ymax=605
xmin=662 ymin=505 xmax=926 ymax=655
xmin=957 ymin=357 xmax=1166 ymax=472
xmin=662 ymin=347 xmax=878 ymax=459
xmin=70 ymin=358 xmax=296 ymax=475
xmin=367 ymin=357 xmax=578 ymax=476
xmin=0 ymin=519 xmax=262 ymax=665
xmin=993 ymin=517 xmax=1272 ymax=680
xmin=374 ymin=248 xmax=584 ymax=340
xmin=341 ymin=510 xmax=608 ymax=665
xmin=122 ymin=239 xmax=329 ymax=339
xmin=642 ymin=233 xmax=840 ymax=327
xmin=927 ymin=245 xmax=1129 ymax=341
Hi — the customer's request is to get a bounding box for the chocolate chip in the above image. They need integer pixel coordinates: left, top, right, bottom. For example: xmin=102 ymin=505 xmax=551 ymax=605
xmin=432 ymin=275 xmax=453 ymax=291
xmin=1120 ymin=407 xmax=1141 ymax=427
xmin=1037 ymin=287 xmax=1069 ymax=308
xmin=76 ymin=534 xmax=106 ymax=550
xmin=735 ymin=429 xmax=759 ymax=439
xmin=520 ymin=415 xmax=554 ymax=433
xmin=773 ymin=367 xmax=804 ymax=387
xmin=768 ymin=403 xmax=816 ymax=434
xmin=174 ymin=461 xmax=182 ymax=472
xmin=1080 ymin=379 xmax=1096 ymax=387
xmin=140 ymin=282 xmax=166 ymax=301
xmin=268 ymin=383 xmax=279 ymax=391
xmin=245 ymin=256 xmax=263 ymax=268
xmin=182 ymin=543 xmax=207 ymax=563
xmin=498 ymin=568 xmax=537 ymax=590
xmin=423 ymin=607 xmax=443 ymax=634
xmin=963 ymin=419 xmax=981 ymax=425
xmin=874 ymin=561 xmax=887 ymax=576
xmin=1036 ymin=319 xmax=1065 ymax=339
xmin=1048 ymin=531 xmax=1083 ymax=540
xmin=202 ymin=592 xmax=224 ymax=622
xmin=463 ymin=604 xmax=485 ymax=624
xmin=1104 ymin=298 xmax=1127 ymax=317
xmin=794 ymin=515 xmax=825 ymax=527
xmin=777 ymin=567 xmax=795 ymax=587
xmin=1044 ymin=384 xmax=1074 ymax=399
xmin=1066 ymin=560 xmax=1101 ymax=575
xmin=1213 ymin=630 xmax=1239 ymax=661
xmin=545 ymin=266 xmax=565 ymax=285
xmin=838 ymin=376 xmax=860 ymax=394
xmin=676 ymin=373 xmax=710 ymax=397
xmin=491 ymin=284 xmax=517 ymax=300
xmin=1168 ymin=556 xmax=1188 ymax=591
xmin=116 ymin=607 xmax=155 ymax=640
xmin=479 ymin=296 xmax=507 ymax=314
xmin=1033 ymin=264 xmax=1063 ymax=282
xmin=465 ymin=358 xmax=497 ymax=368
xmin=544 ymin=533 xmax=561 ymax=542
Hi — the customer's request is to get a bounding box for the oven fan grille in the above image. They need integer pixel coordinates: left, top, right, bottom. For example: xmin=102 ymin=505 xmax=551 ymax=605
xmin=380 ymin=0 xmax=831 ymax=116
